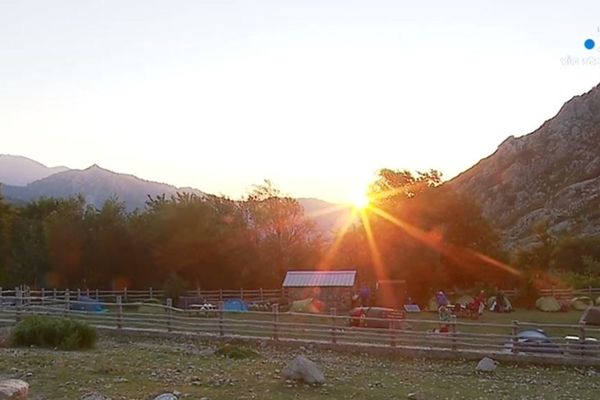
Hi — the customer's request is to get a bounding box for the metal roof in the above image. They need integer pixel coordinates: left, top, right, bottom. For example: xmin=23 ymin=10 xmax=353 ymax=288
xmin=282 ymin=270 xmax=357 ymax=287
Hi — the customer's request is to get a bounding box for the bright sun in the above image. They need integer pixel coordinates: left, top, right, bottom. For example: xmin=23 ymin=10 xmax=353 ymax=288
xmin=349 ymin=191 xmax=370 ymax=210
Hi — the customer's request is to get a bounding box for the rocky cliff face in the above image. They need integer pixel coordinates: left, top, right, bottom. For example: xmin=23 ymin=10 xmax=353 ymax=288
xmin=450 ymin=84 xmax=600 ymax=249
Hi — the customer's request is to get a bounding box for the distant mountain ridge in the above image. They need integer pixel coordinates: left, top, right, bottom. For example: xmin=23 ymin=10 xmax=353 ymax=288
xmin=1 ymin=162 xmax=204 ymax=211
xmin=0 ymin=154 xmax=68 ymax=186
xmin=0 ymin=155 xmax=348 ymax=234
xmin=449 ymin=83 xmax=600 ymax=248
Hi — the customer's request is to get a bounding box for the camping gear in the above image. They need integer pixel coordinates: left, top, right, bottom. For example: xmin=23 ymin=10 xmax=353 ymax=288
xmin=488 ymin=295 xmax=512 ymax=313
xmin=536 ymin=296 xmax=561 ymax=312
xmin=223 ymin=298 xmax=248 ymax=312
xmin=580 ymin=307 xmax=600 ymax=325
xmin=571 ymin=296 xmax=593 ymax=311
xmin=427 ymin=297 xmax=439 ymax=312
xmin=455 ymin=295 xmax=474 ymax=307
xmin=70 ymin=296 xmax=106 ymax=313
xmin=504 ymin=329 xmax=562 ymax=354
xmin=349 ymin=306 xmax=404 ymax=328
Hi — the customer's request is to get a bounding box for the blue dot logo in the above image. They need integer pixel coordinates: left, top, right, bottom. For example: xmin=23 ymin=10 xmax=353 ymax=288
xmin=584 ymin=38 xmax=595 ymax=50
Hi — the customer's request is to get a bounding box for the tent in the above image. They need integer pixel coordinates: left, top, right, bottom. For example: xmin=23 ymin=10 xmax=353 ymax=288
xmin=427 ymin=297 xmax=439 ymax=312
xmin=488 ymin=295 xmax=512 ymax=312
xmin=580 ymin=307 xmax=600 ymax=326
xmin=289 ymin=298 xmax=324 ymax=313
xmin=596 ymin=296 xmax=600 ymax=306
xmin=70 ymin=296 xmax=106 ymax=313
xmin=571 ymin=296 xmax=593 ymax=311
xmin=536 ymin=296 xmax=561 ymax=312
xmin=455 ymin=295 xmax=474 ymax=307
xmin=223 ymin=298 xmax=248 ymax=312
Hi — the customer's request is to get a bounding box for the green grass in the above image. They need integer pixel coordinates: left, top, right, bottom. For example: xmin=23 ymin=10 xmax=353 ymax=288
xmin=11 ymin=315 xmax=97 ymax=350
xmin=0 ymin=332 xmax=598 ymax=399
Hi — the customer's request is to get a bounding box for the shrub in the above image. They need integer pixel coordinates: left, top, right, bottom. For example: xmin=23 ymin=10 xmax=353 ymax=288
xmin=163 ymin=273 xmax=187 ymax=303
xmin=215 ymin=343 xmax=260 ymax=359
xmin=11 ymin=315 xmax=97 ymax=350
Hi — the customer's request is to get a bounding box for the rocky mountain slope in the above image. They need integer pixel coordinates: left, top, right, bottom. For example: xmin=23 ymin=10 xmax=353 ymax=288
xmin=450 ymin=84 xmax=600 ymax=249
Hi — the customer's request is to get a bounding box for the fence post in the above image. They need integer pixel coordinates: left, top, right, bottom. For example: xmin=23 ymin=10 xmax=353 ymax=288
xmin=116 ymin=295 xmax=123 ymax=329
xmin=15 ymin=288 xmax=21 ymax=323
xmin=53 ymin=288 xmax=57 ymax=300
xmin=41 ymin=288 xmax=45 ymax=306
xmin=240 ymin=288 xmax=244 ymax=301
xmin=272 ymin=304 xmax=279 ymax=340
xmin=95 ymin=289 xmax=99 ymax=301
xmin=64 ymin=289 xmax=70 ymax=317
xmin=0 ymin=287 xmax=3 ymax=307
xmin=511 ymin=320 xmax=519 ymax=354
xmin=77 ymin=288 xmax=81 ymax=300
xmin=579 ymin=322 xmax=586 ymax=358
xmin=149 ymin=287 xmax=153 ymax=300
xmin=166 ymin=298 xmax=173 ymax=332
xmin=124 ymin=287 xmax=128 ymax=302
xmin=451 ymin=315 xmax=457 ymax=351
xmin=219 ymin=301 xmax=224 ymax=337
xmin=86 ymin=288 xmax=90 ymax=298
xmin=260 ymin=288 xmax=264 ymax=302
xmin=219 ymin=289 xmax=223 ymax=302
xmin=330 ymin=307 xmax=337 ymax=344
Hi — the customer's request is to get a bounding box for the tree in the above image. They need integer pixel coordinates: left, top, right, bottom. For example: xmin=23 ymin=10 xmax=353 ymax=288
xmin=245 ymin=181 xmax=322 ymax=286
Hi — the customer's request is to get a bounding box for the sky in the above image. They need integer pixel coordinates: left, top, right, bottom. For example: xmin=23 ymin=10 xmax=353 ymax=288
xmin=2 ymin=1 xmax=600 ymax=203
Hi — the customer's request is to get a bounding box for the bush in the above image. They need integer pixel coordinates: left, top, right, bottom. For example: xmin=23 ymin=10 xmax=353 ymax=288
xmin=163 ymin=273 xmax=187 ymax=303
xmin=11 ymin=315 xmax=97 ymax=350
xmin=215 ymin=344 xmax=260 ymax=359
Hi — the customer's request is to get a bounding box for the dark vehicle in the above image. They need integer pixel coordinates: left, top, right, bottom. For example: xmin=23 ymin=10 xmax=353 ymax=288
xmin=349 ymin=306 xmax=405 ymax=329
xmin=504 ymin=329 xmax=562 ymax=354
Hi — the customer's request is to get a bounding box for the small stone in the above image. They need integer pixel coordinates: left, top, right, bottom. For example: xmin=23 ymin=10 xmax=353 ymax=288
xmin=476 ymin=357 xmax=498 ymax=372
xmin=281 ymin=356 xmax=325 ymax=384
xmin=0 ymin=379 xmax=28 ymax=400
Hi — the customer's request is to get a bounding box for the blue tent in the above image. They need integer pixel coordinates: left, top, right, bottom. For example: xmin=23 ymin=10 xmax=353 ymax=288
xmin=223 ymin=298 xmax=248 ymax=312
xmin=70 ymin=295 xmax=106 ymax=313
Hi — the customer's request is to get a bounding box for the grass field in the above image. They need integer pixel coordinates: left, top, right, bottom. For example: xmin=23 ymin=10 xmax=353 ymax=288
xmin=1 ymin=330 xmax=599 ymax=400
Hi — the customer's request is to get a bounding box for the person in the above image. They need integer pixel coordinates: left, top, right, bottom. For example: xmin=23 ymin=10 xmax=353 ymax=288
xmin=435 ymin=291 xmax=449 ymax=309
xmin=474 ymin=290 xmax=486 ymax=315
xmin=438 ymin=304 xmax=451 ymax=333
xmin=360 ymin=285 xmax=371 ymax=307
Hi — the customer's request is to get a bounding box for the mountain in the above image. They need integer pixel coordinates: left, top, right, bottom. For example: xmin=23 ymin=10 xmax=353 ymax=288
xmin=450 ymin=84 xmax=600 ymax=249
xmin=2 ymin=164 xmax=204 ymax=211
xmin=0 ymin=154 xmax=69 ymax=186
xmin=297 ymin=198 xmax=356 ymax=234
xmin=0 ymin=159 xmax=348 ymax=234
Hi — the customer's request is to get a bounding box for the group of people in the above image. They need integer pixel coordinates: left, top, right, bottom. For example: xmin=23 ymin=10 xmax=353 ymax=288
xmin=435 ymin=290 xmax=488 ymax=332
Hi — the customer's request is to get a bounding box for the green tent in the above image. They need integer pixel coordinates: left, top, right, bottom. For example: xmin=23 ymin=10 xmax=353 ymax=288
xmin=427 ymin=297 xmax=439 ymax=312
xmin=595 ymin=296 xmax=600 ymax=306
xmin=455 ymin=295 xmax=474 ymax=306
xmin=536 ymin=296 xmax=561 ymax=312
xmin=571 ymin=296 xmax=593 ymax=311
xmin=290 ymin=298 xmax=314 ymax=313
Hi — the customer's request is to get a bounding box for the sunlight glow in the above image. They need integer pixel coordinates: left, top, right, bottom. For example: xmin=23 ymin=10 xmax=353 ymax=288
xmin=349 ymin=191 xmax=370 ymax=210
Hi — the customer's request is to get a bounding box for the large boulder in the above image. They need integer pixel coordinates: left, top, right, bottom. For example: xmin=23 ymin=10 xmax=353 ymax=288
xmin=281 ymin=355 xmax=325 ymax=384
xmin=476 ymin=357 xmax=498 ymax=372
xmin=0 ymin=379 xmax=28 ymax=400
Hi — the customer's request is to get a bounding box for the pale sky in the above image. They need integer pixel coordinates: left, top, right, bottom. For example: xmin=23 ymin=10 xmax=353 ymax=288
xmin=2 ymin=1 xmax=600 ymax=203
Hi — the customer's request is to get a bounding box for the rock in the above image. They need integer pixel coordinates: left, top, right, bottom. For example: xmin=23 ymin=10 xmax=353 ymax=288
xmin=476 ymin=357 xmax=498 ymax=372
xmin=0 ymin=380 xmax=28 ymax=400
xmin=407 ymin=393 xmax=426 ymax=400
xmin=81 ymin=393 xmax=110 ymax=400
xmin=153 ymin=394 xmax=178 ymax=400
xmin=281 ymin=355 xmax=325 ymax=384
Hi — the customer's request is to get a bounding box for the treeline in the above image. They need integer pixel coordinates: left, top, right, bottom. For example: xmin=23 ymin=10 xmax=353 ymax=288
xmin=1 ymin=170 xmax=598 ymax=301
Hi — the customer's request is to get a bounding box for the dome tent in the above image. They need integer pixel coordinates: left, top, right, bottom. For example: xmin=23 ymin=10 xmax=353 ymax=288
xmin=536 ymin=296 xmax=561 ymax=312
xmin=223 ymin=298 xmax=248 ymax=312
xmin=580 ymin=307 xmax=600 ymax=326
xmin=487 ymin=295 xmax=512 ymax=312
xmin=571 ymin=296 xmax=594 ymax=311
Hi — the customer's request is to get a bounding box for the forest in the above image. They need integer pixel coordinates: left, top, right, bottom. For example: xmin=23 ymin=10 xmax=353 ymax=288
xmin=1 ymin=169 xmax=599 ymax=303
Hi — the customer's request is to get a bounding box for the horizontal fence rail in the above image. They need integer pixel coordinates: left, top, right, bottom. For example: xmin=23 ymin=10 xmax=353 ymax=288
xmin=1 ymin=294 xmax=600 ymax=365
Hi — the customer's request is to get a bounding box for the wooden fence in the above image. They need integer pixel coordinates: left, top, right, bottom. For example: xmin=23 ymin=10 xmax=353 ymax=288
xmin=1 ymin=293 xmax=599 ymax=366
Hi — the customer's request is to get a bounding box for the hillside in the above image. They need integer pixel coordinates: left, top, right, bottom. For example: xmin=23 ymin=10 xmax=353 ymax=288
xmin=0 ymin=154 xmax=68 ymax=186
xmin=450 ymin=84 xmax=600 ymax=249
xmin=2 ymin=164 xmax=204 ymax=211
